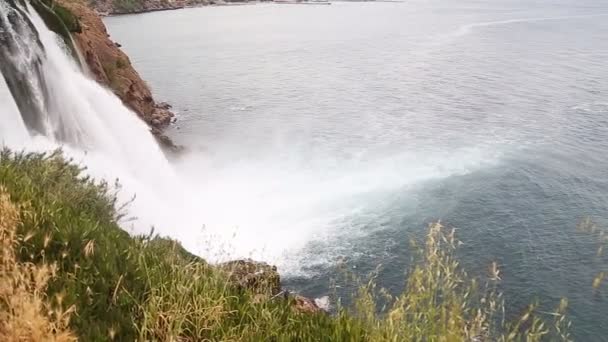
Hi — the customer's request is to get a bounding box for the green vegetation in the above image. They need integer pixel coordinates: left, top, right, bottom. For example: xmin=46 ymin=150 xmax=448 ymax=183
xmin=115 ymin=57 xmax=128 ymax=69
xmin=29 ymin=0 xmax=81 ymax=64
xmin=99 ymin=58 xmax=128 ymax=88
xmin=0 ymin=149 xmax=572 ymax=341
xmin=102 ymin=58 xmax=127 ymax=89
xmin=47 ymin=1 xmax=82 ymax=33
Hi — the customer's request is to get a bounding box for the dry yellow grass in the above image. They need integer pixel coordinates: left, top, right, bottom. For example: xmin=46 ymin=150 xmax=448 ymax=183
xmin=0 ymin=189 xmax=76 ymax=342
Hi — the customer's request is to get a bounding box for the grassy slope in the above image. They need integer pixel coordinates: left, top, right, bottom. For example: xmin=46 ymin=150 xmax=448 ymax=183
xmin=0 ymin=150 xmax=571 ymax=341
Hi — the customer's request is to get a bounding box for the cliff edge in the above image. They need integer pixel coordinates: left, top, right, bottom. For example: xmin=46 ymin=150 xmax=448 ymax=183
xmin=55 ymin=0 xmax=177 ymax=147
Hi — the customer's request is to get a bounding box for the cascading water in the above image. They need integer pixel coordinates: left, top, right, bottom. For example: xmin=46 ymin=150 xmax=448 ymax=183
xmin=0 ymin=0 xmax=186 ymax=240
xmin=0 ymin=0 xmax=48 ymax=135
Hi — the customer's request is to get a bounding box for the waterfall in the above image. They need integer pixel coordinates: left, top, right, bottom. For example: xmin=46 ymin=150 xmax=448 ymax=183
xmin=0 ymin=0 xmax=186 ymax=240
xmin=0 ymin=0 xmax=48 ymax=135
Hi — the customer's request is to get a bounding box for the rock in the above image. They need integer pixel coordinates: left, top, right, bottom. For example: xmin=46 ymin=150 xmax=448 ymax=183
xmin=218 ymin=260 xmax=326 ymax=314
xmin=293 ymin=295 xmax=322 ymax=314
xmin=150 ymin=127 xmax=183 ymax=153
xmin=220 ymin=259 xmax=281 ymax=296
xmin=151 ymin=107 xmax=174 ymax=127
xmin=156 ymin=101 xmax=172 ymax=110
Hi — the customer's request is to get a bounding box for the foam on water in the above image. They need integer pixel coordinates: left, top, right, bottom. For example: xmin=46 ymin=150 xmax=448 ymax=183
xmin=430 ymin=13 xmax=608 ymax=47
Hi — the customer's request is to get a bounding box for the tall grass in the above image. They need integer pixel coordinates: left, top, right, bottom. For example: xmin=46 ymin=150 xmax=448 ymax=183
xmin=0 ymin=149 xmax=571 ymax=341
xmin=0 ymin=189 xmax=75 ymax=341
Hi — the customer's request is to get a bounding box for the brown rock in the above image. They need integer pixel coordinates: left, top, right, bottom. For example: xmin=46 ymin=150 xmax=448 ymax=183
xmin=292 ymin=295 xmax=322 ymax=314
xmin=218 ymin=259 xmax=325 ymax=314
xmin=220 ymin=259 xmax=281 ymax=296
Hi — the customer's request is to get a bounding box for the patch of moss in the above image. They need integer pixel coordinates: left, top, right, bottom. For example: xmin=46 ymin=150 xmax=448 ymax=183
xmin=116 ymin=57 xmax=127 ymax=69
xmin=102 ymin=61 xmax=120 ymax=89
xmin=51 ymin=3 xmax=82 ymax=33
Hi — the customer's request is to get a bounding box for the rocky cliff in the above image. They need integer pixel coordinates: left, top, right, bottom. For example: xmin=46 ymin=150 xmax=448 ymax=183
xmin=53 ymin=0 xmax=177 ymax=147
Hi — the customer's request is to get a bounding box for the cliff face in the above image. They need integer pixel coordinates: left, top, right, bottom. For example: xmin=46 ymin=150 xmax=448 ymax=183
xmin=55 ymin=0 xmax=176 ymax=146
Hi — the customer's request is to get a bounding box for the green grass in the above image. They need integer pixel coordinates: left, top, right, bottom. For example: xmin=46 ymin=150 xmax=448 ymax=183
xmin=0 ymin=149 xmax=572 ymax=341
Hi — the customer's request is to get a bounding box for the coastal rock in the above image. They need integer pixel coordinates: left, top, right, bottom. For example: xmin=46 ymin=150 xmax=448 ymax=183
xmin=219 ymin=259 xmax=327 ymax=314
xmin=88 ymin=0 xmax=207 ymax=15
xmin=56 ymin=0 xmax=176 ymax=145
xmin=150 ymin=127 xmax=182 ymax=152
xmin=220 ymin=259 xmax=281 ymax=296
xmin=293 ymin=295 xmax=322 ymax=314
xmin=156 ymin=101 xmax=172 ymax=110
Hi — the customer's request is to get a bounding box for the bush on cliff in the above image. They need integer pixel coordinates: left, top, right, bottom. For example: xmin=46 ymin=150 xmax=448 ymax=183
xmin=0 ymin=149 xmax=571 ymax=341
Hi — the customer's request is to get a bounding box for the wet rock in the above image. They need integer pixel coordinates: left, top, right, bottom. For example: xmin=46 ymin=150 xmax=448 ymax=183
xmin=150 ymin=127 xmax=183 ymax=153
